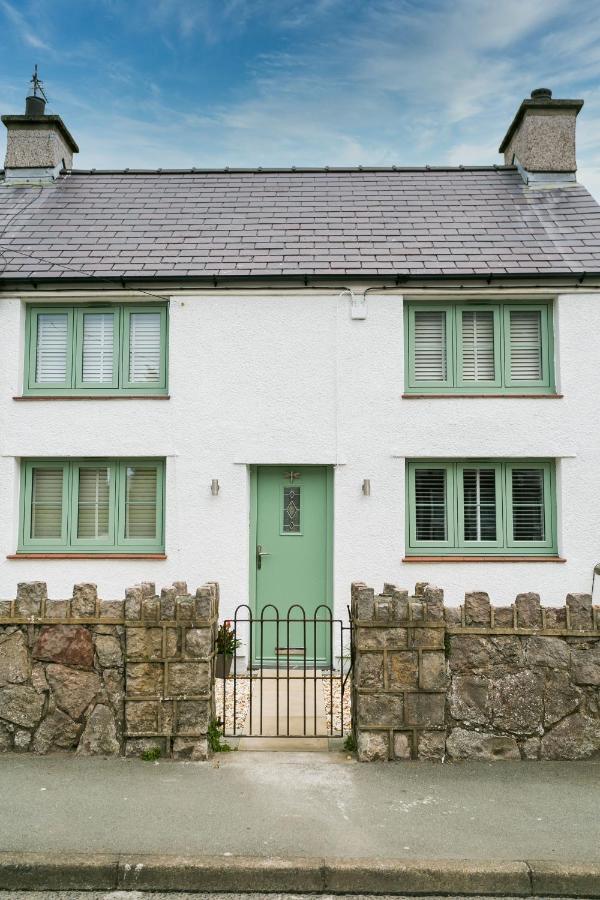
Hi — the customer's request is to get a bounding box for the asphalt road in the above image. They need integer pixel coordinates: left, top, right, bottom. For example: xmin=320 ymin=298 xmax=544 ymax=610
xmin=0 ymin=894 xmax=586 ymax=900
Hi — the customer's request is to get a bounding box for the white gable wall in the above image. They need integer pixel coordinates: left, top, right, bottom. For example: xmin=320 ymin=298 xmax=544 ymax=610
xmin=1 ymin=289 xmax=599 ymax=612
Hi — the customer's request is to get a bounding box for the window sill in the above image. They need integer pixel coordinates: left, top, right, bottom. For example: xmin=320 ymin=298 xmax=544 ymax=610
xmin=403 ymin=555 xmax=566 ymax=563
xmin=14 ymin=395 xmax=170 ymax=401
xmin=8 ymin=553 xmax=167 ymax=560
xmin=401 ymin=394 xmax=563 ymax=399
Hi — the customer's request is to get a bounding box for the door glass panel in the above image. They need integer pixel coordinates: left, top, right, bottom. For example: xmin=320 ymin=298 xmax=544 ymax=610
xmin=283 ymin=486 xmax=301 ymax=533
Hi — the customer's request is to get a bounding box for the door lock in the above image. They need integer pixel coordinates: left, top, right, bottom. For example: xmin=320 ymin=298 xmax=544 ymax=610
xmin=256 ymin=544 xmax=271 ymax=570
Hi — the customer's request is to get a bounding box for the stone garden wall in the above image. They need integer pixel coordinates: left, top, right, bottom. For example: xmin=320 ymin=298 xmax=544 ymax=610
xmin=351 ymin=582 xmax=600 ymax=762
xmin=0 ymin=581 xmax=218 ymax=759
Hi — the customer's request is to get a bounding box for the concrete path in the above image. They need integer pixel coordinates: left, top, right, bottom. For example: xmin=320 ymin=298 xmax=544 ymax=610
xmin=238 ymin=668 xmax=329 ymax=750
xmin=0 ymin=753 xmax=599 ymax=862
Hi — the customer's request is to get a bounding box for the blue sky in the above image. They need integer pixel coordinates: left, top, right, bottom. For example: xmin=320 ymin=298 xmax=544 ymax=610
xmin=1 ymin=0 xmax=600 ymax=197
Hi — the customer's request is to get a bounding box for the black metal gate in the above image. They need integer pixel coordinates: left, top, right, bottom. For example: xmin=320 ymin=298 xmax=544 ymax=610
xmin=217 ymin=603 xmax=353 ymax=739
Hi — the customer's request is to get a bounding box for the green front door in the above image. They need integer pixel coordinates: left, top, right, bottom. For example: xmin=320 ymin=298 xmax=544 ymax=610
xmin=251 ymin=465 xmax=333 ymax=666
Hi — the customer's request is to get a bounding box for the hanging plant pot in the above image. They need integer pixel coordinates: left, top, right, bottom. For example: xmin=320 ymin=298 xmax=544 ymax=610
xmin=215 ymin=653 xmax=234 ymax=679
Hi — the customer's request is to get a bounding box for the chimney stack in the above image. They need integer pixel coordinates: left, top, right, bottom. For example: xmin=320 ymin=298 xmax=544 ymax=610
xmin=2 ymin=69 xmax=78 ymax=184
xmin=499 ymin=88 xmax=583 ymax=183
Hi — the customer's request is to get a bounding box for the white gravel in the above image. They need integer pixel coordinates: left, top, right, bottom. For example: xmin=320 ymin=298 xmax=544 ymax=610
xmin=215 ymin=675 xmax=251 ymax=734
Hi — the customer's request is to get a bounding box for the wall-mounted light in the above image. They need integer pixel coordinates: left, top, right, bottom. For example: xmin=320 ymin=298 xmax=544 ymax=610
xmin=211 ymin=479 xmax=220 ymax=496
xmin=362 ymin=479 xmax=371 ymax=496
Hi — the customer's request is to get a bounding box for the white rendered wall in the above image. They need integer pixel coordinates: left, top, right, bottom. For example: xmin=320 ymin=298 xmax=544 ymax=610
xmin=1 ymin=289 xmax=599 ymax=613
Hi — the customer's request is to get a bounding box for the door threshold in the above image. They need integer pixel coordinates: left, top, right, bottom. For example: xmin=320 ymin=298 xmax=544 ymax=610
xmin=232 ymin=736 xmax=343 ymax=752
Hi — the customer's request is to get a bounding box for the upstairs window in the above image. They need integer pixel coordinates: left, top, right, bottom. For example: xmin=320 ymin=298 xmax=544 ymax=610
xmin=25 ymin=303 xmax=168 ymax=395
xmin=405 ymin=302 xmax=554 ymax=394
xmin=406 ymin=459 xmax=557 ymax=557
xmin=19 ymin=458 xmax=165 ymax=553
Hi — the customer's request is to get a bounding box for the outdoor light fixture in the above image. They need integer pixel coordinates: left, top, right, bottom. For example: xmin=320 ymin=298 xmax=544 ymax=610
xmin=362 ymin=479 xmax=371 ymax=496
xmin=211 ymin=479 xmax=220 ymax=496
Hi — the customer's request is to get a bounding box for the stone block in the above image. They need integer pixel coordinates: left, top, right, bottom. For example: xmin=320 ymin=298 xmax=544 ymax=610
xmin=16 ymin=582 xmax=46 ymax=617
xmin=186 ymin=628 xmax=213 ymax=659
xmin=446 ymin=727 xmax=520 ymax=760
xmin=46 ymin=665 xmax=101 ymax=719
xmin=405 ymin=693 xmax=445 ymax=727
xmin=521 ymin=737 xmax=541 ymax=760
xmin=142 ymin=597 xmax=160 ymax=622
xmin=356 ymin=653 xmax=384 ymax=689
xmin=0 ymin=722 xmax=12 ymax=750
xmin=176 ymin=597 xmax=195 ymax=622
xmin=387 ymin=651 xmax=418 ymax=689
xmin=566 ymin=593 xmax=593 ymax=630
xmin=31 ymin=664 xmax=49 ymax=694
xmin=45 ymin=600 xmax=70 ymax=619
xmin=72 ymin=584 xmax=97 ymax=617
xmin=448 ymin=635 xmax=525 ymax=674
xmin=525 ymin=636 xmax=569 ymax=669
xmin=32 ymin=710 xmax=82 ymax=753
xmin=420 ymin=652 xmax=447 ymax=690
xmin=94 ymin=634 xmax=123 ymax=668
xmin=76 ymin=704 xmax=120 ymax=755
xmin=126 ymin=663 xmax=163 ymax=696
xmin=126 ymin=627 xmax=163 ymax=660
xmin=125 ymin=586 xmax=143 ymax=621
xmin=410 ymin=627 xmax=444 ymax=650
xmin=103 ymin=668 xmax=124 ymax=712
xmin=354 ymin=586 xmax=375 ymax=620
xmin=357 ymin=693 xmax=403 ymax=727
xmin=393 ymin=731 xmax=412 ymax=759
xmin=33 ymin=625 xmax=94 ymax=669
xmin=357 ymin=730 xmax=389 ymax=761
xmin=125 ymin=737 xmax=166 ymax=757
xmin=160 ymin=587 xmax=177 ymax=620
xmin=515 ymin=593 xmax=542 ymax=628
xmin=0 ymin=600 xmax=12 ymax=618
xmin=374 ymin=598 xmax=394 ymax=621
xmin=177 ymin=700 xmax=210 ymax=733
xmin=99 ymin=600 xmax=124 ymax=619
xmin=14 ymin=729 xmax=31 ymax=751
xmin=355 ymin=627 xmax=407 ymax=651
xmin=571 ymin=645 xmax=600 ymax=685
xmin=0 ymin=631 xmax=30 ymax=686
xmin=449 ymin=675 xmax=490 ymax=725
xmin=541 ymin=714 xmax=600 ymax=759
xmin=490 ymin=670 xmax=544 ymax=735
xmin=414 ymin=582 xmax=427 ymax=597
xmin=464 ymin=592 xmax=491 ymax=626
xmin=381 ymin=583 xmax=398 ymax=596
xmin=423 ymin=585 xmax=444 ymax=621
xmin=418 ymin=730 xmax=446 ymax=760
xmin=0 ymin=684 xmax=44 ymax=728
xmin=444 ymin=607 xmax=461 ymax=626
xmin=195 ymin=588 xmax=214 ymax=621
xmin=544 ymin=670 xmax=581 ymax=727
xmin=160 ymin=701 xmax=174 ymax=734
xmin=172 ymin=736 xmax=209 ymax=760
xmin=408 ymin=601 xmax=424 ymax=621
xmin=494 ymin=607 xmax=515 ymax=627
xmin=544 ymin=606 xmax=567 ymax=629
xmin=125 ymin=700 xmax=159 ymax=733
xmin=169 ymin=662 xmax=210 ymax=696
xmin=392 ymin=590 xmax=409 ymax=620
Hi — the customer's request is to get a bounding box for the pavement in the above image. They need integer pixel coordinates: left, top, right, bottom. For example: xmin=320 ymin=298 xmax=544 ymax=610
xmin=0 ymin=752 xmax=599 ymax=895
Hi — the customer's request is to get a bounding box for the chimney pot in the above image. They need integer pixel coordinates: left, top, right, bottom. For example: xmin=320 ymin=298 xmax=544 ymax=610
xmin=25 ymin=94 xmax=46 ymax=116
xmin=530 ymin=87 xmax=552 ymax=101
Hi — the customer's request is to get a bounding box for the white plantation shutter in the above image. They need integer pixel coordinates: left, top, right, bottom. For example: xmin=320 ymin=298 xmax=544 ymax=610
xmin=125 ymin=466 xmax=158 ymax=539
xmin=511 ymin=468 xmax=545 ymax=541
xmin=509 ymin=311 xmax=542 ymax=381
xmin=414 ymin=311 xmax=446 ymax=382
xmin=36 ymin=313 xmax=68 ymax=383
xmin=414 ymin=468 xmax=447 ymax=541
xmin=31 ymin=467 xmax=64 ymax=539
xmin=129 ymin=313 xmax=161 ymax=383
xmin=82 ymin=313 xmax=114 ymax=383
xmin=77 ymin=467 xmax=110 ymax=539
xmin=463 ymin=468 xmax=496 ymax=541
xmin=461 ymin=311 xmax=495 ymax=381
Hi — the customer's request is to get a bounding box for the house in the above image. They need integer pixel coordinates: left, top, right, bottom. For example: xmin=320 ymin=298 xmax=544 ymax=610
xmin=1 ymin=82 xmax=600 ymax=631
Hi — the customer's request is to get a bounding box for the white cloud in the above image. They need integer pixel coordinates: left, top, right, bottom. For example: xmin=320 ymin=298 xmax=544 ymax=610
xmin=0 ymin=0 xmax=51 ymax=49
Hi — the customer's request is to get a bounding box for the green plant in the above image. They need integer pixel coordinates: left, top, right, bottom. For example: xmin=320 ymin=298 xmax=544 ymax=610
xmin=141 ymin=746 xmax=161 ymax=761
xmin=216 ymin=621 xmax=242 ymax=656
xmin=208 ymin=717 xmax=232 ymax=752
xmin=343 ymin=733 xmax=357 ymax=753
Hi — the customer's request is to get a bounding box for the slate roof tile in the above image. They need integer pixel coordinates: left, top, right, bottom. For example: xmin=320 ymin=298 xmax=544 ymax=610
xmin=1 ymin=167 xmax=600 ymax=280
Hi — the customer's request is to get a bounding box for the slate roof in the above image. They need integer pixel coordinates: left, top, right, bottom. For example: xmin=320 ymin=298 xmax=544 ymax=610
xmin=1 ymin=166 xmax=600 ymax=281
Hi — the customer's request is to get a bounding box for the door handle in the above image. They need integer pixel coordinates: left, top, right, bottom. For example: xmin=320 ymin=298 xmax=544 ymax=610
xmin=257 ymin=545 xmax=271 ymax=570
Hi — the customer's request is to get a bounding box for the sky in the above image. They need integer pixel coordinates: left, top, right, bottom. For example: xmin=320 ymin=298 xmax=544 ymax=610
xmin=1 ymin=0 xmax=600 ymax=198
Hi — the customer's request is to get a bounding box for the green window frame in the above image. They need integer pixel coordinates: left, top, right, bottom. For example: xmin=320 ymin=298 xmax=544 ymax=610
xmin=406 ymin=459 xmax=557 ymax=556
xmin=18 ymin=458 xmax=165 ymax=553
xmin=404 ymin=301 xmax=554 ymax=394
xmin=25 ymin=303 xmax=168 ymax=395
